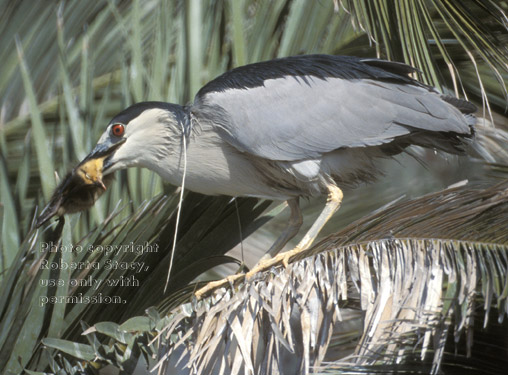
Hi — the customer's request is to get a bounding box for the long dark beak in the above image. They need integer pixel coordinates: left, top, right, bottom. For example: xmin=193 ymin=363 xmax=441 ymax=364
xmin=83 ymin=138 xmax=126 ymax=172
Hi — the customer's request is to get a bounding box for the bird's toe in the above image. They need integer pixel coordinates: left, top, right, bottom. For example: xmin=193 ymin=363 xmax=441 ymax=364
xmin=194 ymin=274 xmax=245 ymax=300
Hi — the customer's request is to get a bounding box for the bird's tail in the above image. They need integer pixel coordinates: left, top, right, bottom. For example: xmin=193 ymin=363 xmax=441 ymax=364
xmin=468 ymin=120 xmax=508 ymax=163
xmin=440 ymin=95 xmax=507 ymax=163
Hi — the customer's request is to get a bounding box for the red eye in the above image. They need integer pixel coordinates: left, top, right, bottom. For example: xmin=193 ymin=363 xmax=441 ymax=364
xmin=111 ymin=123 xmax=125 ymax=137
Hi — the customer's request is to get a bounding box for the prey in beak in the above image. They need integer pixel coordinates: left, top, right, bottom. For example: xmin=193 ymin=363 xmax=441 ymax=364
xmin=85 ymin=137 xmax=126 ymax=174
xmin=76 ymin=157 xmax=108 ymax=191
xmin=35 ymin=142 xmax=122 ymax=228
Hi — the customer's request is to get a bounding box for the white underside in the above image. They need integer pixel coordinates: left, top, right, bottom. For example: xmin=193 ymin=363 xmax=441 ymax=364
xmin=143 ymin=125 xmax=294 ymax=200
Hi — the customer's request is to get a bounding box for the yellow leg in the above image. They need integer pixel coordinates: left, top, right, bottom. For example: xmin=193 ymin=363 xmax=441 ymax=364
xmin=194 ymin=274 xmax=244 ymax=300
xmin=194 ymin=185 xmax=343 ymax=299
xmin=267 ymin=198 xmax=303 ymax=257
xmin=295 ymin=185 xmax=343 ymax=251
xmin=245 ymin=185 xmax=343 ymax=278
xmin=195 ymin=198 xmax=302 ymax=299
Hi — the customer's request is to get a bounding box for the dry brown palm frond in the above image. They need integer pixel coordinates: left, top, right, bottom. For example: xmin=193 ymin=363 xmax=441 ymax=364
xmin=142 ymin=181 xmax=508 ymax=375
xmin=41 ymin=181 xmax=508 ymax=374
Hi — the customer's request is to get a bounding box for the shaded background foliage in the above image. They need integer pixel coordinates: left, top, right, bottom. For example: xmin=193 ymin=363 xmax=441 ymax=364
xmin=0 ymin=0 xmax=507 ymax=374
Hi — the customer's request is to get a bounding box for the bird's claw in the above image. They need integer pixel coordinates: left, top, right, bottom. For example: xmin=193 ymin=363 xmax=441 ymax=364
xmin=245 ymin=246 xmax=303 ymax=279
xmin=194 ymin=274 xmax=245 ymax=300
xmin=194 ymin=246 xmax=305 ymax=300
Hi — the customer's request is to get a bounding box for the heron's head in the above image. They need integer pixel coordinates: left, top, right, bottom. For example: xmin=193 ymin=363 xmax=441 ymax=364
xmin=83 ymin=102 xmax=189 ymax=175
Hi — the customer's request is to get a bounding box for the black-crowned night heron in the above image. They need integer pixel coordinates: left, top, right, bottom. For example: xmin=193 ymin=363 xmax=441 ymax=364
xmin=40 ymin=54 xmax=477 ymax=294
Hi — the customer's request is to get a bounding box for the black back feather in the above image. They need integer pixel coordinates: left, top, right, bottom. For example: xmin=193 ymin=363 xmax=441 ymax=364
xmin=196 ymin=55 xmax=423 ymax=97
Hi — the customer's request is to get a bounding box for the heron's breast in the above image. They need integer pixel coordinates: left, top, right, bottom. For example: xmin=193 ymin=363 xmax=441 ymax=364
xmin=150 ymin=132 xmax=293 ymax=200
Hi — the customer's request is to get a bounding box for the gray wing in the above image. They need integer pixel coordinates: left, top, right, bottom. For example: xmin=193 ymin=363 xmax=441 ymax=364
xmin=192 ymin=68 xmax=471 ymax=162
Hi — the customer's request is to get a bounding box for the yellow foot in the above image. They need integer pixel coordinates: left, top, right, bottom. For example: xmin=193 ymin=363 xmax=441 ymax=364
xmin=194 ymin=247 xmax=307 ymax=299
xmin=245 ymin=246 xmax=304 ymax=280
xmin=194 ymin=274 xmax=245 ymax=300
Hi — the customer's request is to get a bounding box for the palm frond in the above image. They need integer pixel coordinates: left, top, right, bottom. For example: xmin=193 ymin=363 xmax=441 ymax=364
xmin=41 ymin=181 xmax=508 ymax=374
xmin=0 ymin=192 xmax=269 ymax=374
xmin=337 ymin=0 xmax=508 ymax=107
xmin=155 ymin=239 xmax=506 ymax=375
